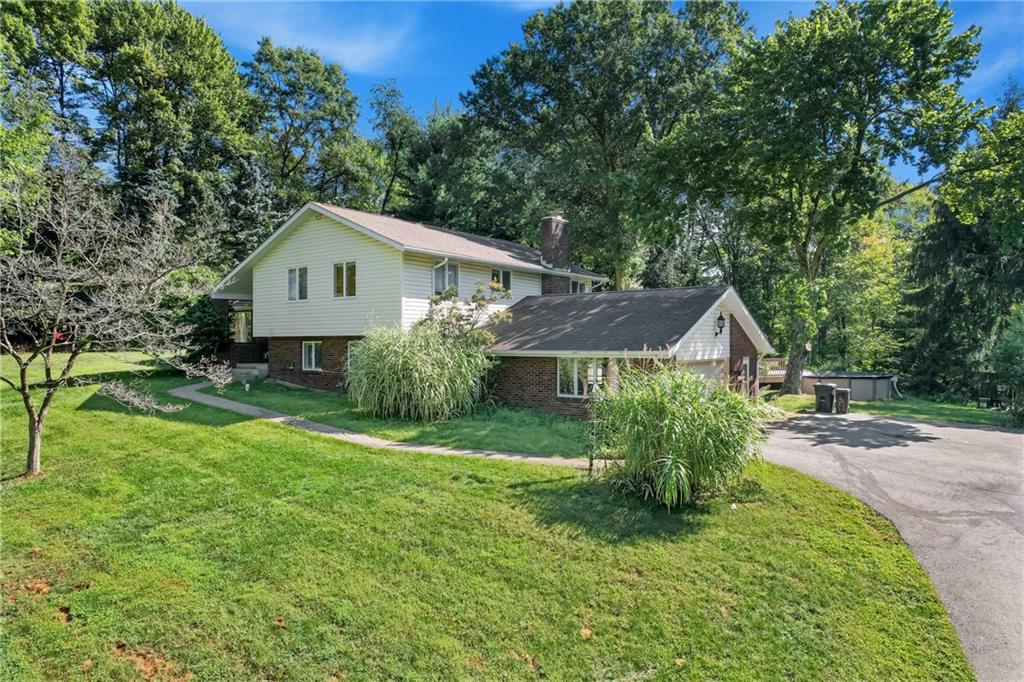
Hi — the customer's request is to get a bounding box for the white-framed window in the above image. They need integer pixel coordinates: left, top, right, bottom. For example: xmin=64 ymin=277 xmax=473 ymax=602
xmin=557 ymin=357 xmax=605 ymax=398
xmin=230 ymin=310 xmax=252 ymax=343
xmin=288 ymin=267 xmax=308 ymax=301
xmin=301 ymin=341 xmax=322 ymax=371
xmin=433 ymin=260 xmax=459 ymax=295
xmin=346 ymin=340 xmax=359 ymax=372
xmin=490 ymin=268 xmax=512 ymax=292
xmin=334 ymin=261 xmax=357 ymax=298
xmin=570 ymin=280 xmax=590 ymax=294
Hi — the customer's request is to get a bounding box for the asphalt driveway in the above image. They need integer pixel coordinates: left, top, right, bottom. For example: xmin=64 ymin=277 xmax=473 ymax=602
xmin=765 ymin=413 xmax=1023 ymax=682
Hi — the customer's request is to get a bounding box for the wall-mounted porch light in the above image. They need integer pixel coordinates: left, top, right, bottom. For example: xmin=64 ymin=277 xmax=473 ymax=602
xmin=714 ymin=312 xmax=726 ymax=337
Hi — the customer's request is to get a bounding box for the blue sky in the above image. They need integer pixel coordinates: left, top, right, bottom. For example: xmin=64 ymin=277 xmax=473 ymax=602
xmin=182 ymin=1 xmax=1023 ymax=182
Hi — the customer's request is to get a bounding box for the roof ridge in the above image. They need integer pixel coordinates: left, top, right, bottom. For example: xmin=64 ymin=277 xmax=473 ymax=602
xmin=315 ymin=202 xmax=541 ymax=254
xmin=522 ymin=285 xmax=729 ymax=300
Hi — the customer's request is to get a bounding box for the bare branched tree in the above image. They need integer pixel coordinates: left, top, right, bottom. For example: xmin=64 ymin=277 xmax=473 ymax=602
xmin=0 ymin=147 xmax=231 ymax=476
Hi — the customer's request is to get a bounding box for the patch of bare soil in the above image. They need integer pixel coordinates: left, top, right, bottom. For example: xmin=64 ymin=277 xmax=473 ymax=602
xmin=113 ymin=642 xmax=193 ymax=681
xmin=58 ymin=606 xmax=73 ymax=623
xmin=21 ymin=578 xmax=51 ymax=595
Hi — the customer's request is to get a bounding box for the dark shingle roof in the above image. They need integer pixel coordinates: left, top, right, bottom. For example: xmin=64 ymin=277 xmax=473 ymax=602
xmin=488 ymin=286 xmax=729 ymax=354
xmin=314 ymin=204 xmax=603 ymax=279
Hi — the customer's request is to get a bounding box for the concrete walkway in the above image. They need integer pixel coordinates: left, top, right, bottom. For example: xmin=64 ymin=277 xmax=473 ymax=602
xmin=765 ymin=413 xmax=1024 ymax=682
xmin=168 ymin=382 xmax=594 ymax=469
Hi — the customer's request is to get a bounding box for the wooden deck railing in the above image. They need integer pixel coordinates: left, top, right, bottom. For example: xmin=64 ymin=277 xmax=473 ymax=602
xmin=759 ymin=357 xmax=788 ymax=382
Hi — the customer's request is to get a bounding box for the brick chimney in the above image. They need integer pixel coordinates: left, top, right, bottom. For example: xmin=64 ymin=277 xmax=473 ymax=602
xmin=540 ymin=211 xmax=570 ymax=295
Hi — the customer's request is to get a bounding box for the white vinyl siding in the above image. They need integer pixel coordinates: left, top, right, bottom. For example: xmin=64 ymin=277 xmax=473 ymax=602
xmin=252 ymin=214 xmax=401 ymax=336
xmin=678 ymin=359 xmax=727 ymax=382
xmin=672 ymin=307 xmax=730 ymax=362
xmin=401 ymin=254 xmax=542 ymax=330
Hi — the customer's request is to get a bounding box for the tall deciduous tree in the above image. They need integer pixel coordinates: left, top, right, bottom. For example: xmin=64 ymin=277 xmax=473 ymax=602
xmin=88 ymin=0 xmax=253 ymax=223
xmin=404 ymin=107 xmax=545 ymax=243
xmin=370 ymin=79 xmax=420 ymax=214
xmin=673 ymin=0 xmax=984 ymax=392
xmin=244 ymin=37 xmax=360 ymax=209
xmin=464 ymin=0 xmax=746 ymax=289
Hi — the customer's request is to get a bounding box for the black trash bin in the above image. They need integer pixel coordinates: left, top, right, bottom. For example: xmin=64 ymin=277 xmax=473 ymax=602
xmin=834 ymin=387 xmax=851 ymax=414
xmin=814 ymin=382 xmax=836 ymax=413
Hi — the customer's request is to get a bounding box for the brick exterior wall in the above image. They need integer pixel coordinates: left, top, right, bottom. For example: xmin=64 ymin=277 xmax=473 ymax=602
xmin=729 ymin=316 xmax=759 ymax=399
xmin=540 ymin=213 xmax=571 ymax=295
xmin=491 ymin=356 xmax=589 ymax=418
xmin=223 ymin=338 xmax=268 ymax=365
xmin=267 ymin=336 xmax=361 ymax=391
xmin=541 ymin=273 xmax=570 ymax=294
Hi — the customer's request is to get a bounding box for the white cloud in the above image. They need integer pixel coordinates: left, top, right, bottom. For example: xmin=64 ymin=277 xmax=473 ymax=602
xmin=182 ymin=1 xmax=418 ymax=75
xmin=964 ymin=45 xmax=1022 ymax=96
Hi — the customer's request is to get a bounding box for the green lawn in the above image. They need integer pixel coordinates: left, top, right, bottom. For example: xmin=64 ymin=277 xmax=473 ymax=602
xmin=1 ymin=355 xmax=972 ymax=680
xmin=771 ymin=392 xmax=1015 ymax=428
xmin=204 ymin=379 xmax=589 ymax=458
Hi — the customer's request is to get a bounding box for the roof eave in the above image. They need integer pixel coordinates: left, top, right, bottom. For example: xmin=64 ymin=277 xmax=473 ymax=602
xmin=489 ymin=348 xmax=673 ymax=358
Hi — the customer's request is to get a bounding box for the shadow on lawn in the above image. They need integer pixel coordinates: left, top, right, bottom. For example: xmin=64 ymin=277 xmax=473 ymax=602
xmin=509 ymin=474 xmax=710 ymax=543
xmin=76 ymin=382 xmax=253 ymax=430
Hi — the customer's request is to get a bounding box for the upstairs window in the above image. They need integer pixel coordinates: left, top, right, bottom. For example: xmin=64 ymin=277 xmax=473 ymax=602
xmin=288 ymin=267 xmax=308 ymax=301
xmin=433 ymin=260 xmax=459 ymax=295
xmin=570 ymin=280 xmax=589 ymax=294
xmin=490 ymin=269 xmax=512 ymax=292
xmin=334 ymin=261 xmax=357 ymax=297
xmin=302 ymin=341 xmax=322 ymax=371
xmin=557 ymin=358 xmax=605 ymax=398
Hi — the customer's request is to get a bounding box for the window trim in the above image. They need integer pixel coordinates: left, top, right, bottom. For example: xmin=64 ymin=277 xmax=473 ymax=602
xmin=287 ymin=266 xmax=308 ymax=302
xmin=490 ymin=268 xmax=512 ymax=292
xmin=333 ymin=261 xmax=357 ymax=298
xmin=556 ymin=357 xmax=605 ymax=399
xmin=570 ymin=279 xmax=590 ymax=294
xmin=301 ymin=340 xmax=322 ymax=372
xmin=433 ymin=259 xmax=460 ymax=295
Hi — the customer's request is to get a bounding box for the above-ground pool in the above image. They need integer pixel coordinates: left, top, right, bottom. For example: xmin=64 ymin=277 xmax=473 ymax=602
xmin=800 ymin=371 xmax=895 ymax=401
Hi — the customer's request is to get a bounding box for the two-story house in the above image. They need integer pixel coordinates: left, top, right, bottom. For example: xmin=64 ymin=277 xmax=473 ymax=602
xmin=212 ymin=202 xmax=773 ymax=416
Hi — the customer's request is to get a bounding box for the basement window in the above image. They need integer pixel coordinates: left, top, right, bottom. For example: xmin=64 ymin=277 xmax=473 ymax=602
xmin=557 ymin=358 xmax=605 ymax=398
xmin=302 ymin=341 xmax=322 ymax=371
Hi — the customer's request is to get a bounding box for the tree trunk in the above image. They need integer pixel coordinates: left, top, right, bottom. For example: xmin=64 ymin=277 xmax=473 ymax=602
xmin=780 ymin=317 xmax=811 ymax=395
xmin=26 ymin=416 xmax=42 ymax=475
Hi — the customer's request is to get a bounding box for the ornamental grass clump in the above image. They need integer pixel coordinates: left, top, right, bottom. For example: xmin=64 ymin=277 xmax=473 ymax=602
xmin=590 ymin=365 xmax=763 ymax=509
xmin=346 ymin=323 xmax=491 ymax=422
